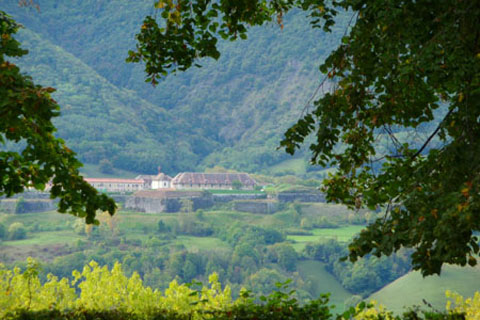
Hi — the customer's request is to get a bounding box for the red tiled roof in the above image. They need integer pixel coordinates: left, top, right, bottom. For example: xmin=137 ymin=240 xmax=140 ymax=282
xmin=85 ymin=178 xmax=144 ymax=184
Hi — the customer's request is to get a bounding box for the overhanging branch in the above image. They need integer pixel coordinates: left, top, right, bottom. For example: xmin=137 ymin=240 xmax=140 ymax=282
xmin=410 ymin=107 xmax=455 ymax=160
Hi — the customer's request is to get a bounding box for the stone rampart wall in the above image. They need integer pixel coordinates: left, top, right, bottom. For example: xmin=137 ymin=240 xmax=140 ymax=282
xmin=233 ymin=200 xmax=278 ymax=214
xmin=277 ymin=191 xmax=325 ymax=203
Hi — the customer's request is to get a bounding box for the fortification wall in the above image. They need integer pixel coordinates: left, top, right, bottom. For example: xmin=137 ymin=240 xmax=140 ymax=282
xmin=233 ymin=200 xmax=279 ymax=214
xmin=277 ymin=191 xmax=325 ymax=203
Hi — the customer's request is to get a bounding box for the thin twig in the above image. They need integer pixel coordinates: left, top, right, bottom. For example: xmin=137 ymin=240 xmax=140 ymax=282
xmin=410 ymin=107 xmax=454 ymax=159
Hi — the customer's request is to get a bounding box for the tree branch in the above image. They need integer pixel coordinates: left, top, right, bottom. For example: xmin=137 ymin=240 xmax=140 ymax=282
xmin=410 ymin=107 xmax=455 ymax=160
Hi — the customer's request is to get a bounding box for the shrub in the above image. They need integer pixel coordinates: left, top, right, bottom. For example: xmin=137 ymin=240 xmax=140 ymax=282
xmin=14 ymin=197 xmax=26 ymax=214
xmin=446 ymin=290 xmax=480 ymax=319
xmin=99 ymin=159 xmax=114 ymax=174
xmin=8 ymin=222 xmax=27 ymax=240
xmin=73 ymin=219 xmax=86 ymax=235
xmin=0 ymin=222 xmax=6 ymax=240
xmin=231 ymin=180 xmax=243 ymax=190
xmin=0 ymin=259 xmax=470 ymax=320
xmin=314 ymin=216 xmax=339 ymax=228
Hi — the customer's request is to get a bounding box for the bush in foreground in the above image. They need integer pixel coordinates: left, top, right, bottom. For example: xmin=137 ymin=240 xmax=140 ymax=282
xmin=0 ymin=258 xmax=472 ymax=319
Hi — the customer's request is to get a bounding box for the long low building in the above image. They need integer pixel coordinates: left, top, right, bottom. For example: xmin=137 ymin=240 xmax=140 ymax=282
xmin=85 ymin=178 xmax=144 ymax=193
xmin=171 ymin=172 xmax=256 ymax=190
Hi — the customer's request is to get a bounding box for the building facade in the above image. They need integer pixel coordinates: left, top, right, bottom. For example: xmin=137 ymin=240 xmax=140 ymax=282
xmin=85 ymin=178 xmax=145 ymax=193
xmin=135 ymin=172 xmax=172 ymax=189
xmin=171 ymin=172 xmax=256 ymax=190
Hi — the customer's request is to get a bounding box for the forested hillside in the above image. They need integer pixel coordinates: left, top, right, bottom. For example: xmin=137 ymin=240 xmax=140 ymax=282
xmin=3 ymin=1 xmax=348 ymax=175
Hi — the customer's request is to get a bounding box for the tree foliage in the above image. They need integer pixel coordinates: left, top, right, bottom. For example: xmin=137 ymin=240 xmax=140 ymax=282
xmin=0 ymin=259 xmax=471 ymax=320
xmin=130 ymin=0 xmax=480 ymax=275
xmin=0 ymin=11 xmax=115 ymax=223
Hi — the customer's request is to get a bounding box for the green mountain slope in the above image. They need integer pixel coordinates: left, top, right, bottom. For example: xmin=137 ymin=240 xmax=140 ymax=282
xmin=368 ymin=265 xmax=480 ymax=314
xmin=13 ymin=27 xmax=207 ymax=174
xmin=4 ymin=2 xmax=349 ymax=174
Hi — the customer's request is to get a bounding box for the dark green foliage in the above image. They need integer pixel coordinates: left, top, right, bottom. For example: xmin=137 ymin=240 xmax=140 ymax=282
xmin=268 ymin=243 xmax=298 ymax=272
xmin=303 ymin=239 xmax=411 ymax=296
xmin=3 ymin=301 xmax=466 ymax=320
xmin=231 ymin=180 xmax=243 ymax=190
xmin=7 ymin=222 xmax=27 ymax=240
xmin=14 ymin=196 xmax=25 ymax=213
xmin=98 ymin=159 xmax=114 ymax=174
xmin=128 ymin=0 xmax=480 ymax=276
xmin=217 ymin=224 xmax=285 ymax=246
xmin=0 ymin=11 xmax=115 ymax=223
xmin=282 ymin=0 xmax=480 ymax=276
xmin=303 ymin=240 xmax=344 ymax=263
xmin=175 ymin=212 xmax=214 ymax=236
xmin=3 ymin=309 xmax=188 ymax=320
xmin=157 ymin=220 xmax=169 ymax=233
xmin=0 ymin=222 xmax=6 ymax=239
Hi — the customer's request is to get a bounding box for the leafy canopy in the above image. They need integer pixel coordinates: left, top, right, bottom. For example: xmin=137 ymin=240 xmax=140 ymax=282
xmin=0 ymin=11 xmax=115 ymax=224
xmin=129 ymin=0 xmax=480 ymax=275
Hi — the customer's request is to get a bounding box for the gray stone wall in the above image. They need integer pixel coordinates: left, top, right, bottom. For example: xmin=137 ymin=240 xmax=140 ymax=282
xmin=233 ymin=200 xmax=279 ymax=214
xmin=123 ymin=190 xmax=325 ymax=214
xmin=124 ymin=197 xmax=167 ymax=213
xmin=124 ymin=195 xmax=215 ymax=213
xmin=277 ymin=191 xmax=325 ymax=203
xmin=212 ymin=193 xmax=266 ymax=203
xmin=192 ymin=197 xmax=214 ymax=211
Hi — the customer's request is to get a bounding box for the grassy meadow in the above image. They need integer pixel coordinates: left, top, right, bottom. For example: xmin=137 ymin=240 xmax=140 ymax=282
xmin=297 ymin=260 xmax=352 ymax=312
xmin=288 ymin=225 xmax=365 ymax=252
xmin=369 ymin=264 xmax=480 ymax=314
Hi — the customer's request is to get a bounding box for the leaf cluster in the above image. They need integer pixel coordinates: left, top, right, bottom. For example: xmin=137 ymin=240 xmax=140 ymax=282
xmin=129 ymin=0 xmax=480 ymax=275
xmin=0 ymin=11 xmax=116 ymax=223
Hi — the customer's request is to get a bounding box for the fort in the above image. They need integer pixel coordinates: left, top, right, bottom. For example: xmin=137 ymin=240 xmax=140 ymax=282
xmin=83 ymin=169 xmax=256 ymax=193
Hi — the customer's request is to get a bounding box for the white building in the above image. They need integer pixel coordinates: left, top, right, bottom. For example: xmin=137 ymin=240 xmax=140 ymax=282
xmin=85 ymin=178 xmax=144 ymax=193
xmin=171 ymin=172 xmax=256 ymax=190
xmin=136 ymin=168 xmax=172 ymax=190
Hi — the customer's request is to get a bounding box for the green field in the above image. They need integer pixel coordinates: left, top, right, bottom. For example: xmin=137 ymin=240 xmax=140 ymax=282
xmin=288 ymin=225 xmax=365 ymax=251
xmin=299 ymin=203 xmax=372 ymax=222
xmin=297 ymin=260 xmax=352 ymax=312
xmin=0 ymin=211 xmax=75 ymax=225
xmin=368 ymin=264 xmax=480 ymax=314
xmin=2 ymin=230 xmax=83 ymax=246
xmin=0 ymin=210 xmax=234 ymax=259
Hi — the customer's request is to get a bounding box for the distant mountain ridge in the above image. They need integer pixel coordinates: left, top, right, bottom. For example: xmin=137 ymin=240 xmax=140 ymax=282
xmin=4 ymin=1 xmax=349 ymax=175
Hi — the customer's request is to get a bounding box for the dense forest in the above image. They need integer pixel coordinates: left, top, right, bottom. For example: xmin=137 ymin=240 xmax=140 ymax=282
xmin=2 ymin=1 xmax=351 ymax=175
